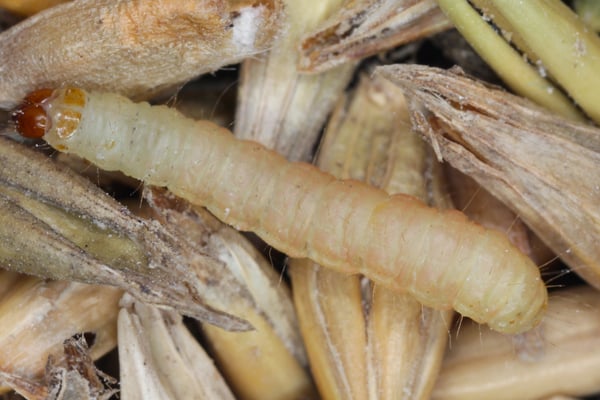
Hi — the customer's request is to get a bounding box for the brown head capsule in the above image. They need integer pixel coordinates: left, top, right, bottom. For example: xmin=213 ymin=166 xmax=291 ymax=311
xmin=11 ymin=89 xmax=54 ymax=139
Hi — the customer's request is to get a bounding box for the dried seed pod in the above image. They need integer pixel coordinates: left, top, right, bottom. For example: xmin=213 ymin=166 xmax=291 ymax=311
xmin=234 ymin=0 xmax=354 ymax=161
xmin=14 ymin=87 xmax=547 ymax=333
xmin=0 ymin=0 xmax=283 ymax=109
xmin=433 ymin=286 xmax=600 ymax=400
xmin=377 ymin=64 xmax=600 ymax=288
xmin=118 ymin=294 xmax=235 ymax=400
xmin=299 ymin=0 xmax=451 ymax=73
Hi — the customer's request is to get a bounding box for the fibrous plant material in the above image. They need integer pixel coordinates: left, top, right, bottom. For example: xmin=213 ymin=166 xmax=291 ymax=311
xmin=143 ymin=188 xmax=316 ymax=400
xmin=234 ymin=0 xmax=354 ymax=161
xmin=0 ymin=0 xmax=68 ymax=16
xmin=0 ymin=272 xmax=120 ymax=399
xmin=291 ymin=74 xmax=453 ymax=399
xmin=434 ymin=0 xmax=583 ymax=121
xmin=432 ymin=285 xmax=600 ymax=399
xmin=118 ymin=294 xmax=235 ymax=400
xmin=0 ymin=0 xmax=283 ymax=109
xmin=299 ymin=0 xmax=452 ymax=73
xmin=13 ymin=87 xmax=546 ymax=333
xmin=377 ymin=63 xmax=600 ymax=287
xmin=0 ymin=136 xmax=250 ymax=330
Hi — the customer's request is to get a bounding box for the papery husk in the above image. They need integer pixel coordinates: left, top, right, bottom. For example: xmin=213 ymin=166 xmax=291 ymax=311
xmin=234 ymin=0 xmax=355 ymax=161
xmin=118 ymin=293 xmax=235 ymax=400
xmin=0 ymin=136 xmax=250 ymax=330
xmin=432 ymin=285 xmax=600 ymax=399
xmin=143 ymin=188 xmax=316 ymax=400
xmin=0 ymin=271 xmax=120 ymax=399
xmin=290 ymin=73 xmax=453 ymax=399
xmin=0 ymin=0 xmax=283 ymax=109
xmin=299 ymin=0 xmax=451 ymax=73
xmin=377 ymin=64 xmax=600 ymax=288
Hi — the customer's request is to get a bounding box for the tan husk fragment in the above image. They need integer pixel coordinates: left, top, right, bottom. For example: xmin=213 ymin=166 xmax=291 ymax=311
xmin=118 ymin=293 xmax=235 ymax=400
xmin=143 ymin=187 xmax=316 ymax=400
xmin=0 ymin=136 xmax=250 ymax=330
xmin=432 ymin=285 xmax=600 ymax=399
xmin=234 ymin=0 xmax=355 ymax=161
xmin=0 ymin=0 xmax=283 ymax=109
xmin=299 ymin=0 xmax=452 ymax=73
xmin=290 ymin=74 xmax=453 ymax=399
xmin=377 ymin=64 xmax=600 ymax=288
xmin=0 ymin=271 xmax=120 ymax=399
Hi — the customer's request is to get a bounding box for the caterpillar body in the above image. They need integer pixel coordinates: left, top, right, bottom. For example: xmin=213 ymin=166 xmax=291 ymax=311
xmin=12 ymin=88 xmax=547 ymax=334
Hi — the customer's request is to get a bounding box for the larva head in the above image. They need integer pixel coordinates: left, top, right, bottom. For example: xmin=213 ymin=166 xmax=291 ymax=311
xmin=12 ymin=89 xmax=54 ymax=138
xmin=12 ymin=88 xmax=86 ymax=144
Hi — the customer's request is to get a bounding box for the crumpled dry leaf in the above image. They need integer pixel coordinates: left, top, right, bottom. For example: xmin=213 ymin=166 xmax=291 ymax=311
xmin=299 ymin=0 xmax=451 ymax=73
xmin=0 ymin=0 xmax=283 ymax=109
xmin=377 ymin=64 xmax=600 ymax=288
xmin=0 ymin=136 xmax=250 ymax=330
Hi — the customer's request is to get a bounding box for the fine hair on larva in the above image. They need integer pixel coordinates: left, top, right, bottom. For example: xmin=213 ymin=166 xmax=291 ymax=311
xmin=12 ymin=87 xmax=548 ymax=334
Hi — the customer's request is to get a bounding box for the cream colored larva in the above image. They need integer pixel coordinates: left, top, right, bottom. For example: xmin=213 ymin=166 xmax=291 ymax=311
xmin=12 ymin=88 xmax=547 ymax=334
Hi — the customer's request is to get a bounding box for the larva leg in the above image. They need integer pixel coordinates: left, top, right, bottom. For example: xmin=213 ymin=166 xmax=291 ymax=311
xmin=12 ymin=88 xmax=547 ymax=333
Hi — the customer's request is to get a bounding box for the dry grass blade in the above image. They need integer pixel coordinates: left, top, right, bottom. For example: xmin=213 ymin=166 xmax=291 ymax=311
xmin=0 ymin=272 xmax=120 ymax=399
xmin=118 ymin=294 xmax=235 ymax=400
xmin=432 ymin=286 xmax=600 ymax=399
xmin=377 ymin=64 xmax=600 ymax=288
xmin=291 ymin=74 xmax=453 ymax=399
xmin=234 ymin=0 xmax=354 ymax=161
xmin=143 ymin=188 xmax=316 ymax=400
xmin=0 ymin=137 xmax=250 ymax=330
xmin=299 ymin=0 xmax=451 ymax=73
xmin=0 ymin=0 xmax=283 ymax=109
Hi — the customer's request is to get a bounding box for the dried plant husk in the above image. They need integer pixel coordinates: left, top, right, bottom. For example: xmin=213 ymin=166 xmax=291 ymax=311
xmin=377 ymin=64 xmax=600 ymax=288
xmin=118 ymin=294 xmax=234 ymax=400
xmin=0 ymin=0 xmax=283 ymax=109
xmin=290 ymin=74 xmax=453 ymax=399
xmin=143 ymin=188 xmax=316 ymax=400
xmin=432 ymin=285 xmax=600 ymax=399
xmin=0 ymin=136 xmax=250 ymax=330
xmin=0 ymin=0 xmax=68 ymax=16
xmin=234 ymin=0 xmax=355 ymax=161
xmin=0 ymin=271 xmax=120 ymax=399
xmin=299 ymin=0 xmax=451 ymax=73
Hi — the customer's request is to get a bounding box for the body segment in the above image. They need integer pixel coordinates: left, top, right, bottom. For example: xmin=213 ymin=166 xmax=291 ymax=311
xmin=12 ymin=88 xmax=547 ymax=333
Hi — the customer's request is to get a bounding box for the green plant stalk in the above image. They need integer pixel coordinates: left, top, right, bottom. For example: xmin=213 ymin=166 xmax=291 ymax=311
xmin=489 ymin=0 xmax=600 ymax=124
xmin=435 ymin=0 xmax=583 ymax=121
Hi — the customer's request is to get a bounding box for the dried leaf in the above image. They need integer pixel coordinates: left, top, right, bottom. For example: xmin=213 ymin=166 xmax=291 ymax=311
xmin=377 ymin=64 xmax=600 ymax=287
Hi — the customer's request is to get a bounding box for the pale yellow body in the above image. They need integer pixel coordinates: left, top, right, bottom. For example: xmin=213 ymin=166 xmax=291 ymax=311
xmin=41 ymin=88 xmax=547 ymax=333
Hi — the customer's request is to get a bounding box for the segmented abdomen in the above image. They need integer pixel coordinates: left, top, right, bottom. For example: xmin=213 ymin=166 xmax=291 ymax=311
xmin=19 ymin=88 xmax=547 ymax=333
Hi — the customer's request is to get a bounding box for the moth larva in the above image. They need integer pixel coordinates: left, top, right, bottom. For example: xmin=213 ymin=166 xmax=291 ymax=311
xmin=12 ymin=88 xmax=547 ymax=334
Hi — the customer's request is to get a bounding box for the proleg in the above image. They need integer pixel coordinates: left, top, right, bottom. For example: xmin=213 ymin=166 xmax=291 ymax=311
xmin=13 ymin=88 xmax=548 ymax=334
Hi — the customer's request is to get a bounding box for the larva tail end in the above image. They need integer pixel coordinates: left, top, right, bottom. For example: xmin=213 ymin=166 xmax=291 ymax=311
xmin=12 ymin=89 xmax=54 ymax=139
